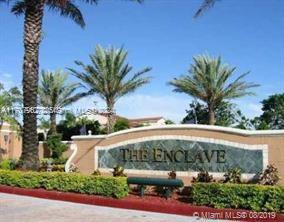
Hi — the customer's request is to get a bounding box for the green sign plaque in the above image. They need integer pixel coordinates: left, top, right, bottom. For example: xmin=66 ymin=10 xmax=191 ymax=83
xmin=97 ymin=139 xmax=264 ymax=173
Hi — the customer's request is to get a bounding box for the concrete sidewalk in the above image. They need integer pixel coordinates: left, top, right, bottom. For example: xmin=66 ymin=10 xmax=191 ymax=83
xmin=0 ymin=193 xmax=232 ymax=222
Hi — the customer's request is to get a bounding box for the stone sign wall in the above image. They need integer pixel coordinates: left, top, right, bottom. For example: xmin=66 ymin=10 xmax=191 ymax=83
xmin=97 ymin=136 xmax=266 ymax=174
xmin=71 ymin=125 xmax=284 ymax=184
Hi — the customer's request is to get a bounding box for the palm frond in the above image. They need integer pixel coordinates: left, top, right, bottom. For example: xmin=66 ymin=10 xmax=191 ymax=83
xmin=170 ymin=55 xmax=259 ymax=109
xmin=194 ymin=0 xmax=217 ymax=18
xmin=79 ymin=0 xmax=99 ymax=4
xmin=11 ymin=1 xmax=26 ymax=15
xmin=39 ymin=70 xmax=87 ymax=108
xmin=46 ymin=0 xmax=85 ymax=27
xmin=69 ymin=45 xmax=151 ymax=106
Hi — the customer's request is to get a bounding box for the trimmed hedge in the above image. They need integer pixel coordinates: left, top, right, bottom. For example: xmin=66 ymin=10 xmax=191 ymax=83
xmin=191 ymin=183 xmax=284 ymax=213
xmin=0 ymin=170 xmax=128 ymax=199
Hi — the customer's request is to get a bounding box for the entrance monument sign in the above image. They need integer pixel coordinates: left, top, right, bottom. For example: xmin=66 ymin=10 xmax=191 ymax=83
xmin=71 ymin=125 xmax=283 ymax=183
xmin=96 ymin=136 xmax=266 ymax=174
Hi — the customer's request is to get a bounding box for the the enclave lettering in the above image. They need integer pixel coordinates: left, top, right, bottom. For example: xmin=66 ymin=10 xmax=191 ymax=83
xmin=120 ymin=148 xmax=226 ymax=163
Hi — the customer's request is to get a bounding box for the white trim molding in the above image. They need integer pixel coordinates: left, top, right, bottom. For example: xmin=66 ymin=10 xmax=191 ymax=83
xmin=65 ymin=143 xmax=78 ymax=173
xmin=72 ymin=134 xmax=107 ymax=140
xmin=98 ymin=168 xmax=256 ymax=181
xmin=72 ymin=124 xmax=284 ymax=141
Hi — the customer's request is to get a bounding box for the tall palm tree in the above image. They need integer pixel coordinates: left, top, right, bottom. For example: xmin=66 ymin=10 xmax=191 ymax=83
xmin=39 ymin=70 xmax=87 ymax=135
xmin=6 ymin=0 xmax=94 ymax=170
xmin=2 ymin=0 xmax=142 ymax=170
xmin=69 ymin=45 xmax=152 ymax=133
xmin=169 ymin=55 xmax=259 ymax=125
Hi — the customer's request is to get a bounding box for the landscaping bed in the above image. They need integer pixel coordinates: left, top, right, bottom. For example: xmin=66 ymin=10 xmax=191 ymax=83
xmin=192 ymin=183 xmax=284 ymax=213
xmin=0 ymin=170 xmax=128 ymax=198
xmin=0 ymin=169 xmax=283 ymax=221
xmin=0 ymin=185 xmax=283 ymax=222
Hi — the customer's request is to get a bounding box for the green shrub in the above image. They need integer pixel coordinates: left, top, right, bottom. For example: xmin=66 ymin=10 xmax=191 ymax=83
xmin=0 ymin=170 xmax=128 ymax=199
xmin=114 ymin=118 xmax=130 ymax=132
xmin=191 ymin=183 xmax=284 ymax=212
xmin=52 ymin=157 xmax=67 ymax=165
xmin=57 ymin=113 xmax=101 ymax=140
xmin=112 ymin=166 xmax=126 ymax=177
xmin=40 ymin=158 xmax=68 ymax=172
xmin=259 ymin=164 xmax=280 ymax=185
xmin=192 ymin=170 xmax=214 ymax=183
xmin=46 ymin=134 xmax=68 ymax=159
xmin=92 ymin=169 xmax=101 ymax=176
xmin=40 ymin=158 xmax=53 ymax=170
xmin=0 ymin=159 xmax=17 ymax=170
xmin=168 ymin=170 xmax=177 ymax=179
xmin=224 ymin=168 xmax=242 ymax=183
xmin=52 ymin=165 xmax=65 ymax=172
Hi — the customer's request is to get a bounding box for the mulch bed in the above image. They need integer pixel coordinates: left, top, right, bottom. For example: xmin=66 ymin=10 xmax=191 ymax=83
xmin=0 ymin=185 xmax=283 ymax=222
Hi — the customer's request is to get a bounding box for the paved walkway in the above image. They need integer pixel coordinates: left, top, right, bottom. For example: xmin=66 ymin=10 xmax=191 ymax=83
xmin=0 ymin=193 xmax=232 ymax=222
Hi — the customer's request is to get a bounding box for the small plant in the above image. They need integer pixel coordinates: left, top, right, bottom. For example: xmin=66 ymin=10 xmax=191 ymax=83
xmin=112 ymin=165 xmax=126 ymax=177
xmin=40 ymin=158 xmax=53 ymax=171
xmin=67 ymin=163 xmax=79 ymax=173
xmin=168 ymin=170 xmax=177 ymax=179
xmin=259 ymin=164 xmax=280 ymax=185
xmin=224 ymin=168 xmax=242 ymax=183
xmin=92 ymin=169 xmax=101 ymax=176
xmin=192 ymin=170 xmax=214 ymax=183
xmin=46 ymin=134 xmax=68 ymax=160
xmin=53 ymin=157 xmax=68 ymax=165
xmin=0 ymin=159 xmax=17 ymax=170
xmin=0 ymin=159 xmax=11 ymax=170
xmin=8 ymin=159 xmax=17 ymax=170
xmin=52 ymin=164 xmax=65 ymax=172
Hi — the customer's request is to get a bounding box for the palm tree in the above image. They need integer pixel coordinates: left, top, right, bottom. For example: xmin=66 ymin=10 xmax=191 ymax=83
xmin=2 ymin=0 xmax=142 ymax=170
xmin=69 ymin=45 xmax=151 ymax=133
xmin=39 ymin=70 xmax=87 ymax=135
xmin=4 ymin=0 xmax=94 ymax=170
xmin=169 ymin=55 xmax=259 ymax=125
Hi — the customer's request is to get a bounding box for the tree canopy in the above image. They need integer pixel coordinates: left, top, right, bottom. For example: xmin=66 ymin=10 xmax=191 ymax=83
xmin=255 ymin=93 xmax=284 ymax=129
xmin=39 ymin=70 xmax=87 ymax=134
xmin=69 ymin=45 xmax=151 ymax=133
xmin=182 ymin=100 xmax=248 ymax=128
xmin=170 ymin=55 xmax=259 ymax=125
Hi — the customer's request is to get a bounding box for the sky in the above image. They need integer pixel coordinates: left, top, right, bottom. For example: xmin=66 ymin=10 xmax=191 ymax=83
xmin=0 ymin=0 xmax=284 ymax=122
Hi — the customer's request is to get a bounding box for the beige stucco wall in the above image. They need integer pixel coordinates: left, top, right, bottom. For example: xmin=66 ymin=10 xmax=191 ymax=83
xmin=72 ymin=125 xmax=284 ymax=185
xmin=0 ymin=124 xmax=22 ymax=160
xmin=1 ymin=124 xmax=284 ymax=185
xmin=71 ymin=138 xmax=104 ymax=174
xmin=1 ymin=128 xmax=61 ymax=161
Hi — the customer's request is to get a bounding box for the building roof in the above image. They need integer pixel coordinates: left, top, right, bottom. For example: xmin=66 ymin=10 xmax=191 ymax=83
xmin=129 ymin=116 xmax=164 ymax=122
xmin=128 ymin=116 xmax=165 ymax=127
xmin=79 ymin=109 xmax=165 ymax=127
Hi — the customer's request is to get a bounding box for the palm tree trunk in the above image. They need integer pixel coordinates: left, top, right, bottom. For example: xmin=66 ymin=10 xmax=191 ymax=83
xmin=208 ymin=104 xmax=216 ymax=125
xmin=49 ymin=112 xmax=57 ymax=135
xmin=106 ymin=100 xmax=115 ymax=134
xmin=19 ymin=0 xmax=45 ymax=170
